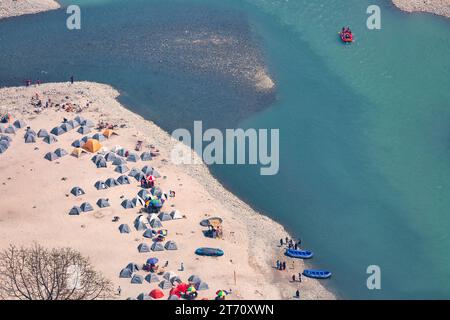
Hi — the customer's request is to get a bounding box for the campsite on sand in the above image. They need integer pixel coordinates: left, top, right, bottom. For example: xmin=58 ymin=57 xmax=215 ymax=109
xmin=0 ymin=82 xmax=334 ymax=300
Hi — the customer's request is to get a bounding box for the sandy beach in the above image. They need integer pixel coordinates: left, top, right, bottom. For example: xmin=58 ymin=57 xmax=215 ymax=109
xmin=392 ymin=0 xmax=450 ymax=19
xmin=0 ymin=82 xmax=335 ymax=300
xmin=0 ymin=0 xmax=60 ymax=19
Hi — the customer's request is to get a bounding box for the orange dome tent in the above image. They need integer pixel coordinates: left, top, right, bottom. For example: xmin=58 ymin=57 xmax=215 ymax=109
xmin=102 ymin=129 xmax=116 ymax=138
xmin=83 ymin=139 xmax=102 ymax=153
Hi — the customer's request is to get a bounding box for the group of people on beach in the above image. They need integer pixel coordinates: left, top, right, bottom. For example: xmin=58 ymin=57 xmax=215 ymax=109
xmin=25 ymin=79 xmax=40 ymax=86
xmin=276 ymin=260 xmax=286 ymax=271
xmin=292 ymin=273 xmax=302 ymax=283
xmin=280 ymin=237 xmax=301 ymax=250
xmin=25 ymin=75 xmax=74 ymax=88
xmin=31 ymin=95 xmax=84 ymax=114
xmin=278 ymin=236 xmax=304 ymax=299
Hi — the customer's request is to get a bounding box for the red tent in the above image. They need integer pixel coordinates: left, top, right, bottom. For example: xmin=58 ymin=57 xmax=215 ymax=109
xmin=176 ymin=283 xmax=189 ymax=293
xmin=169 ymin=288 xmax=181 ymax=298
xmin=149 ymin=289 xmax=164 ymax=299
xmin=169 ymin=283 xmax=189 ymax=298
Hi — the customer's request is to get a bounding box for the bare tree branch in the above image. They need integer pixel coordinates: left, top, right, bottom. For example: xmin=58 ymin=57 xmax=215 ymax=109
xmin=0 ymin=244 xmax=114 ymax=300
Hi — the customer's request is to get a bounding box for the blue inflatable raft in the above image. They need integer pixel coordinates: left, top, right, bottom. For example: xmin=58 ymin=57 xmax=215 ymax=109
xmin=302 ymin=269 xmax=332 ymax=279
xmin=195 ymin=247 xmax=224 ymax=257
xmin=285 ymin=248 xmax=314 ymax=259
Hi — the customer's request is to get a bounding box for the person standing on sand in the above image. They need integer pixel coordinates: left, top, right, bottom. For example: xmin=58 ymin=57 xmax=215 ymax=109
xmin=280 ymin=238 xmax=283 ymax=246
xmin=70 ymin=75 xmax=74 ymax=84
xmin=292 ymin=274 xmax=296 ymax=282
xmin=117 ymin=286 xmax=121 ymax=296
xmin=180 ymin=262 xmax=184 ymax=271
xmin=298 ymin=273 xmax=302 ymax=283
xmin=283 ymin=262 xmax=286 ymax=270
xmin=295 ymin=289 xmax=300 ymax=299
xmin=276 ymin=260 xmax=280 ymax=270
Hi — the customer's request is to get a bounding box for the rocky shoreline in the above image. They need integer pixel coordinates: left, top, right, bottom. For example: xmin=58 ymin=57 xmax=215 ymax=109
xmin=0 ymin=0 xmax=60 ymax=19
xmin=392 ymin=0 xmax=450 ymax=19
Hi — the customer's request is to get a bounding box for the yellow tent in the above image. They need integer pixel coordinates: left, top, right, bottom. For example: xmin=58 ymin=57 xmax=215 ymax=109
xmin=83 ymin=139 xmax=102 ymax=153
xmin=71 ymin=148 xmax=87 ymax=158
xmin=208 ymin=218 xmax=223 ymax=239
xmin=102 ymin=129 xmax=116 ymax=138
xmin=208 ymin=218 xmax=222 ymax=228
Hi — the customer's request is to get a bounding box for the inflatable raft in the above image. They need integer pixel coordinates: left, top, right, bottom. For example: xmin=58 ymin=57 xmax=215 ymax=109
xmin=339 ymin=31 xmax=353 ymax=43
xmin=302 ymin=269 xmax=332 ymax=279
xmin=285 ymin=248 xmax=314 ymax=259
xmin=195 ymin=247 xmax=224 ymax=257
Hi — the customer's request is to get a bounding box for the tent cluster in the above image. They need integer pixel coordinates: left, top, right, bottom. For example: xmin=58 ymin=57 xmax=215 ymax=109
xmin=73 ymin=139 xmax=112 ymax=155
xmin=116 ymin=197 xmax=181 ymax=234
xmin=68 ymin=185 xmax=115 ymax=214
xmin=136 ymin=240 xmax=178 ymax=253
xmin=49 ymin=117 xmax=84 ymax=137
xmin=68 ymin=202 xmax=93 ymax=215
xmin=76 ymin=130 xmax=117 ymax=155
xmin=31 ymin=117 xmax=92 ymax=147
xmin=103 ymin=145 xmax=154 ymax=168
xmin=1 ymin=119 xmax=26 ymax=134
xmin=120 ymin=260 xmax=210 ymax=300
xmin=1 ymin=119 xmax=29 ymax=154
xmin=44 ymin=148 xmax=68 ymax=161
xmin=12 ymin=115 xmax=195 ymax=297
xmin=79 ymin=128 xmax=116 ymax=141
xmin=123 ymin=185 xmax=168 ymax=214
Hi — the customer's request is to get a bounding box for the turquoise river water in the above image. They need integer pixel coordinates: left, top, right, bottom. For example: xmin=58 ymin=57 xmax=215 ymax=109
xmin=0 ymin=0 xmax=449 ymax=299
